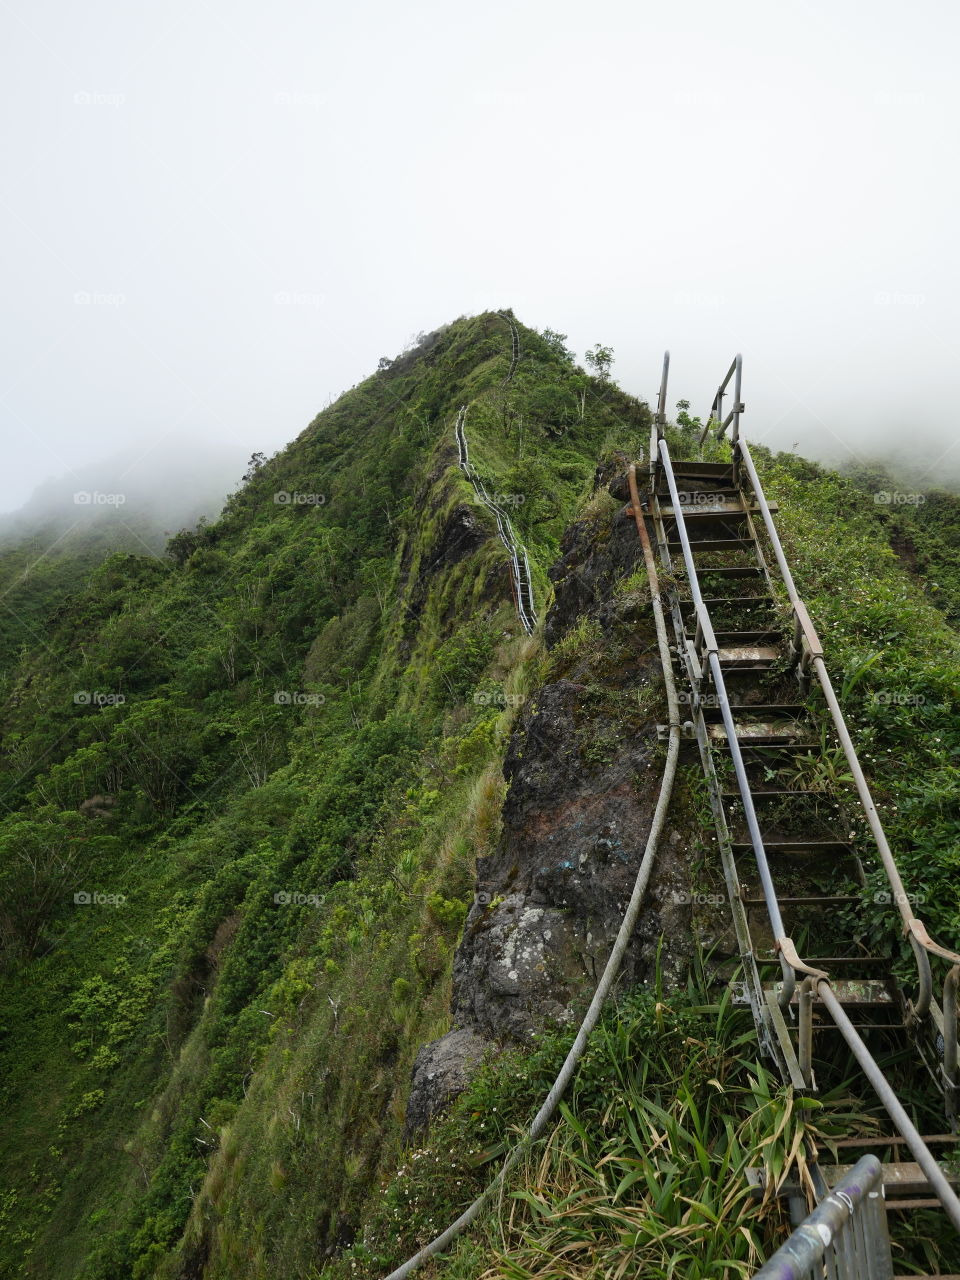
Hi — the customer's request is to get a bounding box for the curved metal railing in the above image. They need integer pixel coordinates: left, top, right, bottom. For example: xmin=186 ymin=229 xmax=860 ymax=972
xmin=498 ymin=311 xmax=521 ymax=386
xmin=752 ymin=1156 xmax=891 ymax=1279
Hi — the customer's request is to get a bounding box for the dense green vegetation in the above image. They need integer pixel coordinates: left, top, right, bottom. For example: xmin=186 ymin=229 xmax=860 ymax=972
xmin=0 ymin=516 xmax=176 ymax=672
xmin=318 ymin=419 xmax=960 ymax=1280
xmin=841 ymin=460 xmax=960 ymax=627
xmin=328 ymin=972 xmax=843 ymax=1280
xmin=759 ymin=447 xmax=960 ymax=967
xmin=0 ymin=312 xmax=649 ymax=1279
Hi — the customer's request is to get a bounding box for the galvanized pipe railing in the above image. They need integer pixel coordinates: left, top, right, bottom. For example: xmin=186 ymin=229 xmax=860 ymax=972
xmin=650 ymin=351 xmax=670 ymax=483
xmin=815 ymin=982 xmax=960 ymax=1230
xmin=657 ymin=354 xmax=960 ymax=1229
xmin=455 ymin=406 xmax=537 ymax=635
xmin=751 ymin=1155 xmax=893 ymax=1280
xmin=691 ymin=360 xmax=960 ymax=1023
xmin=946 ymin=965 xmax=960 ymax=1126
xmin=655 ymin=350 xmax=670 ymax=430
xmin=699 ymin=352 xmax=744 ymax=446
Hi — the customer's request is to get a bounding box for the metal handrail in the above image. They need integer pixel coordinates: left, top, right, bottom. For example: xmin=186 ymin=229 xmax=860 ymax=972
xmin=946 ymin=965 xmax=960 ymax=1126
xmin=650 ymin=351 xmax=670 ymax=484
xmin=699 ymin=353 xmax=743 ymax=446
xmin=815 ymin=982 xmax=960 ymax=1228
xmin=455 ymin=407 xmax=537 ymax=634
xmin=736 ymin=438 xmax=960 ymax=1006
xmin=752 ymin=1155 xmax=892 ymax=1279
xmin=655 ymin=350 xmax=670 ymax=429
xmin=694 ymin=366 xmax=960 ymax=1010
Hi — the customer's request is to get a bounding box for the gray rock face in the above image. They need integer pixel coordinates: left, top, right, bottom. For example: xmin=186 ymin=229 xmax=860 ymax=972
xmin=405 ymin=463 xmax=697 ymax=1130
xmin=545 ymin=501 xmax=649 ymax=648
xmin=405 ymin=1028 xmax=493 ymax=1135
xmin=452 ymin=676 xmax=660 ymax=1044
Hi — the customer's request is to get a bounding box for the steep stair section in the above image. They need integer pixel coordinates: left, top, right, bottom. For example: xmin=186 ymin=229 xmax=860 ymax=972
xmin=454 ymin=405 xmax=537 ymax=634
xmin=641 ymin=351 xmax=960 ymax=1271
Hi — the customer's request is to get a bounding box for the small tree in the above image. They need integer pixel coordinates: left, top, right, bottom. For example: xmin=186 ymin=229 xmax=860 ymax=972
xmin=165 ymin=525 xmax=201 ymax=567
xmin=585 ymin=344 xmax=614 ymax=381
xmin=540 ymin=328 xmax=574 ymax=363
xmin=243 ymin=452 xmax=267 ymax=483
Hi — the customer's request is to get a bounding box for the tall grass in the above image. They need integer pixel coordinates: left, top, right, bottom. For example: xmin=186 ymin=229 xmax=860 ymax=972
xmin=477 ymin=974 xmax=877 ymax=1280
xmin=329 ymin=957 xmax=879 ymax=1280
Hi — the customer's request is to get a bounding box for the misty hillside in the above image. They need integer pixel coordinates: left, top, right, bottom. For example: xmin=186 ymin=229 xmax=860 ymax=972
xmin=1 ymin=313 xmax=959 ymax=1279
xmin=0 ymin=439 xmax=247 ymax=672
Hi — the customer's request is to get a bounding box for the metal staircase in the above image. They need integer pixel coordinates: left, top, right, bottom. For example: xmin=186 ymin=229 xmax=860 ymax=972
xmin=455 ymin=405 xmax=537 ymax=634
xmin=638 ymin=352 xmax=960 ymax=1274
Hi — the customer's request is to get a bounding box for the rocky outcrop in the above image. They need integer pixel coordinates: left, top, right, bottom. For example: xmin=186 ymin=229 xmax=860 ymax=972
xmin=452 ymin=675 xmax=658 ymax=1043
xmin=405 ymin=1028 xmax=493 ymax=1135
xmin=405 ymin=464 xmax=697 ymax=1130
xmin=545 ymin=474 xmax=647 ymax=647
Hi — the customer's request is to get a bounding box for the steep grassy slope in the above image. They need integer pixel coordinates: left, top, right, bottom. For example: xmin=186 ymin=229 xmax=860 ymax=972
xmin=0 ymin=517 xmax=186 ymax=674
xmin=841 ymin=460 xmax=960 ymax=628
xmin=0 ymin=444 xmax=242 ymax=674
xmin=0 ymin=312 xmax=648 ymax=1279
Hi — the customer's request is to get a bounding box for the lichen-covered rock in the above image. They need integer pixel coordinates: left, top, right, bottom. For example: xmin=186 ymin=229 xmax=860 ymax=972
xmin=545 ymin=503 xmax=646 ymax=647
xmin=405 ymin=1027 xmax=494 ymax=1134
xmin=451 ymin=676 xmax=664 ymax=1043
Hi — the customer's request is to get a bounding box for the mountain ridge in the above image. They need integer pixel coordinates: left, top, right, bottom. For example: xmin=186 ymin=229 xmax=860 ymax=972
xmin=2 ymin=313 xmax=959 ymax=1278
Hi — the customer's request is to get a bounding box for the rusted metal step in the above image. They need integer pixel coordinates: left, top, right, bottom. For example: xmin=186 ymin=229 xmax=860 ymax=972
xmin=894 ymin=1269 xmax=960 ymax=1276
xmin=669 ymin=537 xmax=758 ymax=553
xmin=716 ymin=644 xmax=780 ymax=667
xmin=657 ymin=486 xmax=743 ymax=498
xmin=711 ymin=703 xmax=806 ymax=717
xmin=712 ymin=629 xmax=783 ymax=644
xmin=887 ymin=1199 xmax=949 ymax=1211
xmin=731 ymin=838 xmax=855 ymax=855
xmin=747 ymin=1157 xmax=957 ymax=1204
xmin=722 ymin=787 xmax=826 ymax=798
xmin=742 ymin=894 xmax=861 ymax=906
xmin=659 ymin=501 xmax=743 ymax=517
xmin=671 ymin=461 xmax=735 ymax=477
xmin=681 ymin=595 xmax=776 ymax=610
xmin=820 ymin=1161 xmax=959 ymax=1198
xmin=708 ymin=721 xmax=810 ymax=745
xmin=777 ymin=979 xmax=896 ymax=1008
xmin=696 ymin=565 xmax=766 ymax=579
xmin=844 ymin=1023 xmax=909 ymax=1032
xmin=658 ymin=499 xmax=779 ymax=518
xmin=756 ymin=955 xmax=890 ymax=975
xmin=816 ymin=1134 xmax=960 ymax=1151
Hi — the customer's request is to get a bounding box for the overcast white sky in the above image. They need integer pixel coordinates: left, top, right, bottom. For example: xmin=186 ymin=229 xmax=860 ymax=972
xmin=2 ymin=0 xmax=958 ymax=513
